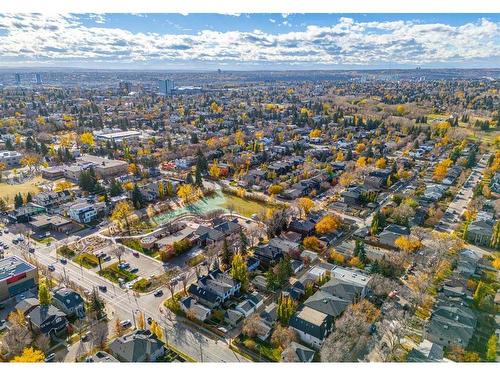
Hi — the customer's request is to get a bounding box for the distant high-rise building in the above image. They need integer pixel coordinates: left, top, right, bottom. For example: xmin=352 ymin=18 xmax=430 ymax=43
xmin=159 ymin=79 xmax=174 ymax=96
xmin=119 ymin=81 xmax=131 ymax=94
xmin=35 ymin=73 xmax=42 ymax=85
xmin=14 ymin=73 xmax=21 ymax=85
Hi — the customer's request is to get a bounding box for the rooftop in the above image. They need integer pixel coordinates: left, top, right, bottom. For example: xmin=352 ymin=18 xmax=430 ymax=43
xmin=0 ymin=256 xmax=36 ymax=282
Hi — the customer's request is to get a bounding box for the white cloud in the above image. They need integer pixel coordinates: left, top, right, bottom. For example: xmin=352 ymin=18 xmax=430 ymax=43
xmin=0 ymin=14 xmax=498 ymax=67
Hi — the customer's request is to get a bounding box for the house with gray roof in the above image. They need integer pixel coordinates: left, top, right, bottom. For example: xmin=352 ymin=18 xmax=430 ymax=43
xmin=52 ymin=287 xmax=85 ymax=318
xmin=108 ymin=329 xmax=165 ymax=362
xmin=281 ymin=341 xmax=316 ymax=362
xmin=26 ymin=304 xmax=68 ymax=336
xmin=289 ymin=306 xmax=332 ymax=349
xmin=304 ymin=290 xmax=350 ymax=319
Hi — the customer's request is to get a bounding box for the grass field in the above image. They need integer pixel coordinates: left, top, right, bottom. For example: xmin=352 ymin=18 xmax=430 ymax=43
xmin=98 ymin=262 xmax=137 ymax=283
xmin=74 ymin=253 xmax=100 ymax=269
xmin=0 ymin=175 xmax=45 ymax=203
xmin=222 ymin=193 xmax=274 ymax=218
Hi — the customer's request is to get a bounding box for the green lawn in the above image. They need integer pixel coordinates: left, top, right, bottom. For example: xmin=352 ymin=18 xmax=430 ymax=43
xmin=74 ymin=253 xmax=100 ymax=269
xmin=222 ymin=193 xmax=274 ymax=218
xmin=242 ymin=337 xmax=282 ymax=362
xmin=98 ymin=262 xmax=137 ymax=283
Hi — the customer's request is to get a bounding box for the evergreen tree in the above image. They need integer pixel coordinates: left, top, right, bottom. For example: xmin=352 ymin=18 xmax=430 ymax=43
xmin=26 ymin=192 xmax=32 ymax=203
xmin=131 ymin=184 xmax=144 ymax=209
xmin=221 ymin=239 xmax=231 ymax=271
xmin=195 ymin=167 xmax=203 ymax=187
xmin=38 ymin=280 xmax=51 ymax=306
xmin=14 ymin=193 xmax=23 ymax=208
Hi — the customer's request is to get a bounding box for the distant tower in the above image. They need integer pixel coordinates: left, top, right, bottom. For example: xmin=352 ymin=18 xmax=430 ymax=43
xmin=119 ymin=81 xmax=131 ymax=94
xmin=14 ymin=73 xmax=21 ymax=85
xmin=218 ymin=69 xmax=222 ymax=74
xmin=159 ymin=79 xmax=175 ymax=96
xmin=35 ymin=73 xmax=42 ymax=85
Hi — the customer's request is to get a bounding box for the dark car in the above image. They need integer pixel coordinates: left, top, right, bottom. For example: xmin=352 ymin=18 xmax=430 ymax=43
xmin=28 ymin=248 xmax=35 ymax=254
xmin=153 ymin=290 xmax=163 ymax=297
xmin=132 ymin=252 xmax=140 ymax=257
xmin=130 ymin=268 xmax=139 ymax=273
xmin=60 ymin=258 xmax=67 ymax=265
xmin=98 ymin=285 xmax=107 ymax=292
xmin=48 ymin=265 xmax=55 ymax=272
xmin=147 ymin=317 xmax=153 ymax=325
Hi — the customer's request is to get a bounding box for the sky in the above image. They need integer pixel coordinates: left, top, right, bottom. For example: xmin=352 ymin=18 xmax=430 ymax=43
xmin=0 ymin=13 xmax=499 ymax=70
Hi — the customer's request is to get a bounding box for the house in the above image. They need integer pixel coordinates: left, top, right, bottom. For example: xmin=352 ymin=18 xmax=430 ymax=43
xmin=197 ymin=269 xmax=241 ymax=302
xmin=304 ymin=290 xmax=350 ymax=318
xmin=364 ymin=169 xmax=391 ymax=189
xmin=407 ymin=340 xmax=445 ymax=362
xmin=253 ymin=244 xmax=284 ymax=266
xmin=179 ymin=296 xmax=211 ymax=322
xmin=341 ymin=185 xmax=363 ymax=205
xmin=27 ymin=304 xmax=68 ymax=336
xmin=51 ymin=287 xmax=85 ymax=318
xmin=188 ymin=284 xmax=222 ymax=308
xmin=289 ymin=306 xmax=332 ymax=349
xmin=15 ymin=298 xmax=40 ymax=316
xmin=378 ymin=224 xmax=410 ymax=248
xmin=260 ymin=302 xmax=278 ymax=325
xmin=288 ymin=219 xmax=316 ymax=237
xmin=85 ymin=351 xmax=119 ymax=363
xmin=269 ymin=238 xmax=300 ymax=256
xmin=224 ymin=309 xmax=244 ymax=327
xmin=68 ymin=202 xmax=97 ymax=224
xmin=246 ymin=256 xmax=260 ymax=272
xmin=319 ymin=266 xmax=371 ymax=302
xmin=108 ymin=329 xmax=165 ymax=362
xmin=466 ymin=216 xmax=494 ymax=247
xmin=7 ymin=203 xmax=46 ymax=223
xmin=425 ymin=301 xmax=477 ymax=348
xmin=281 ymin=341 xmax=316 ymax=362
xmin=33 ymin=190 xmax=72 ymax=208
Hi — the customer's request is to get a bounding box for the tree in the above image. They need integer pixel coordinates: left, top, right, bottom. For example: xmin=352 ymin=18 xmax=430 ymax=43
xmin=90 ymin=321 xmax=109 ymax=350
xmin=329 ymin=249 xmax=345 ymax=264
xmin=14 ymin=193 xmax=23 ymax=208
xmin=297 ymin=197 xmax=315 ymax=218
xmin=315 ymin=214 xmax=341 ymax=234
xmin=321 ymin=301 xmax=379 ymax=362
xmin=131 ymin=183 xmax=144 ymax=209
xmin=353 ymin=240 xmax=367 ymax=263
xmin=0 ymin=319 xmax=32 ymax=357
xmin=38 ymin=280 xmax=51 ymax=305
xmin=486 ymin=334 xmax=497 ymax=362
xmin=271 ymin=325 xmax=297 ymax=349
xmin=395 ymin=235 xmax=422 ymax=253
xmin=277 ymin=294 xmax=296 ymax=325
xmin=177 ymin=183 xmax=197 ymax=204
xmin=55 ymin=180 xmax=73 ymax=192
xmin=209 ymin=160 xmax=221 ymax=179
xmin=367 ymin=274 xmax=398 ymax=298
xmin=111 ymin=200 xmax=134 ymax=234
xmin=79 ymin=132 xmax=95 ymax=149
xmin=221 ymin=239 xmax=231 ymax=271
xmin=242 ymin=314 xmax=266 ymax=338
xmin=230 ymin=253 xmax=249 ymax=292
xmin=10 ymin=347 xmax=45 ymax=363
xmin=374 ymin=308 xmax=409 ymax=362
xmin=268 ymin=184 xmax=283 ymax=196
xmin=88 ymin=288 xmax=105 ymax=319
xmin=195 ymin=166 xmax=203 ymax=187
xmin=370 ymin=211 xmax=385 ymax=235
xmin=150 ymin=320 xmax=163 ymax=341
xmin=391 ymin=204 xmax=415 ymax=225
xmin=375 ymin=158 xmax=387 ymax=169
xmin=303 ymin=236 xmax=322 ymax=252
xmin=109 ymin=179 xmax=124 ymax=197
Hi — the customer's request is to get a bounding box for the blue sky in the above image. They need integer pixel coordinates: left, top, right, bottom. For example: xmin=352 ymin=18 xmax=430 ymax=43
xmin=0 ymin=13 xmax=499 ymax=69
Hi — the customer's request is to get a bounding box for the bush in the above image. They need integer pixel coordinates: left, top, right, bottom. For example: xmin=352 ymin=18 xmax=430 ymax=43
xmin=133 ymin=278 xmax=152 ymax=292
xmin=186 ymin=254 xmax=205 ymax=267
xmin=173 ymin=239 xmax=192 ymax=255
xmin=58 ymin=245 xmax=75 ymax=258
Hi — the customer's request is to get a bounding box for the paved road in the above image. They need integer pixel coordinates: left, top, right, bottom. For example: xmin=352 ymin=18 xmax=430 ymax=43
xmin=1 ymin=231 xmax=248 ymax=362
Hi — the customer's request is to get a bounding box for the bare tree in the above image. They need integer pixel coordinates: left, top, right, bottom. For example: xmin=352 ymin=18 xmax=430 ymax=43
xmin=374 ymin=307 xmax=410 ymax=362
xmin=90 ymin=321 xmax=109 ymax=350
xmin=367 ymin=274 xmax=399 ymax=298
xmin=110 ymin=246 xmax=125 ymax=264
xmin=1 ymin=324 xmax=32 ymax=357
xmin=34 ymin=334 xmax=51 ymax=353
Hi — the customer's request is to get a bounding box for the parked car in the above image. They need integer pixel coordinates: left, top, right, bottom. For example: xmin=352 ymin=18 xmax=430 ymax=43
xmin=48 ymin=265 xmax=55 ymax=272
xmin=60 ymin=258 xmax=67 ymax=265
xmin=12 ymin=239 xmax=18 ymax=244
xmin=103 ymin=255 xmax=111 ymax=262
xmin=153 ymin=290 xmax=163 ymax=297
xmin=120 ymin=320 xmax=132 ymax=328
xmin=44 ymin=353 xmax=56 ymax=362
xmin=28 ymin=247 xmax=35 ymax=254
xmin=132 ymin=252 xmax=140 ymax=257
xmin=147 ymin=317 xmax=153 ymax=325
xmin=98 ymin=285 xmax=107 ymax=292
xmin=118 ymin=262 xmax=130 ymax=270
xmin=130 ymin=268 xmax=139 ymax=273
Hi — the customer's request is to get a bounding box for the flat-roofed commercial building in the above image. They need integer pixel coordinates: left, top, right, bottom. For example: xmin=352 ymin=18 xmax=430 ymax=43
xmin=0 ymin=256 xmax=38 ymax=301
xmin=76 ymin=155 xmax=128 ymax=179
xmin=95 ymin=130 xmax=141 ymax=144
